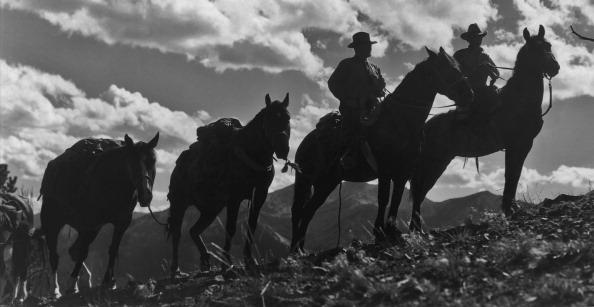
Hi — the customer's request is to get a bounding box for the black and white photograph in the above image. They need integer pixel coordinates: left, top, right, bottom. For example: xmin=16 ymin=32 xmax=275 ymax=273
xmin=1 ymin=0 xmax=593 ymax=306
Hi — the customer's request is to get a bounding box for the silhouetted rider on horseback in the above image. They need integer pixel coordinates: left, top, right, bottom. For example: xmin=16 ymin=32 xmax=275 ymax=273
xmin=328 ymin=32 xmax=386 ymax=169
xmin=454 ymin=24 xmax=500 ymax=118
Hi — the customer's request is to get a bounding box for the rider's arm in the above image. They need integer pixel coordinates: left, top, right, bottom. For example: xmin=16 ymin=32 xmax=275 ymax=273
xmin=328 ymin=60 xmax=349 ymax=101
xmin=374 ymin=66 xmax=386 ymax=97
xmin=484 ymin=54 xmax=500 ymax=78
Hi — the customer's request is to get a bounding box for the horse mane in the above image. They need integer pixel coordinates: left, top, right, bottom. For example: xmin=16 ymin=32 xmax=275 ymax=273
xmin=385 ymin=58 xmax=430 ymax=105
xmin=500 ymin=41 xmax=536 ymax=98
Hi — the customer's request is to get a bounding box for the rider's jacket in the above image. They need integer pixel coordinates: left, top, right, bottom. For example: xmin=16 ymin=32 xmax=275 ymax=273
xmin=454 ymin=47 xmax=499 ymax=89
xmin=328 ymin=56 xmax=386 ymax=110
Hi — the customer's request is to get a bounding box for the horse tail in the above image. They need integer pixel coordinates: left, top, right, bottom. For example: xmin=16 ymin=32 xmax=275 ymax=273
xmin=165 ymin=164 xmax=186 ymax=240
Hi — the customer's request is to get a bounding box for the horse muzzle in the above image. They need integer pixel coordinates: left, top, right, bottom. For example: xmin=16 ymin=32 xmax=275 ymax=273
xmin=272 ymin=132 xmax=290 ymax=160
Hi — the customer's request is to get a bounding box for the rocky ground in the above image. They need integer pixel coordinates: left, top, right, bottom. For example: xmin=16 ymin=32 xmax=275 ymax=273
xmin=29 ymin=191 xmax=594 ymax=306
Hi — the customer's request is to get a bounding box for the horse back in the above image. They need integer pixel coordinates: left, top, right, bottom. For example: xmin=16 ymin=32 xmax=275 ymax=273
xmin=40 ymin=138 xmax=124 ymax=214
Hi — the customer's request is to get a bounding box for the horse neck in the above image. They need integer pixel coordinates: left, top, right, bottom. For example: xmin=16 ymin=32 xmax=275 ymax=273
xmin=383 ymin=64 xmax=436 ymax=121
xmin=236 ymin=112 xmax=273 ymax=162
xmin=87 ymin=148 xmax=134 ymax=194
xmin=501 ymin=55 xmax=544 ymax=115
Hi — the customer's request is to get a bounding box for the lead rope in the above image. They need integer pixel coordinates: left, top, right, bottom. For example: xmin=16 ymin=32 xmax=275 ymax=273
xmin=336 ymin=181 xmax=343 ymax=248
xmin=149 ymin=204 xmax=168 ymax=226
xmin=490 ymin=64 xmax=554 ymax=117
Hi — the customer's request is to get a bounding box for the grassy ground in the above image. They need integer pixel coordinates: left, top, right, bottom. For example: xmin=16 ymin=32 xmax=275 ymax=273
xmin=38 ymin=191 xmax=594 ymax=306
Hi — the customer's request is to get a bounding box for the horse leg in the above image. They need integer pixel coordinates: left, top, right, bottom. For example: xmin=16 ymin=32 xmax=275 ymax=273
xmin=223 ymin=201 xmax=240 ymax=264
xmin=373 ymin=176 xmax=390 ymax=242
xmin=409 ymin=155 xmax=453 ymax=231
xmin=41 ymin=200 xmax=64 ymax=298
xmin=243 ymin=188 xmax=269 ymax=265
xmin=290 ymin=173 xmax=313 ymax=253
xmin=502 ymin=141 xmax=534 ymax=216
xmin=67 ymin=229 xmax=99 ymax=294
xmin=102 ymin=220 xmax=131 ymax=289
xmin=296 ymin=178 xmax=340 ymax=251
xmin=189 ymin=212 xmax=218 ymax=271
xmin=385 ymin=174 xmax=409 ymax=237
xmin=167 ymin=199 xmax=188 ymax=277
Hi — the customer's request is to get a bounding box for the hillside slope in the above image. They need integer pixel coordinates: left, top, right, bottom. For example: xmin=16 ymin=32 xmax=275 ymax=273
xmin=43 ymin=183 xmax=502 ymax=285
xmin=43 ymin=191 xmax=594 ymax=306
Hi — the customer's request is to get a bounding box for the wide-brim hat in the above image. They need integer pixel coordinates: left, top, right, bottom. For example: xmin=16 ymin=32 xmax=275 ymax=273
xmin=347 ymin=31 xmax=377 ymax=48
xmin=460 ymin=23 xmax=487 ymax=41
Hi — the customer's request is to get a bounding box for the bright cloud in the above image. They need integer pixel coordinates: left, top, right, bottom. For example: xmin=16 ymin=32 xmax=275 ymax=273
xmin=1 ymin=0 xmax=500 ymax=81
xmin=439 ymin=158 xmax=594 ymax=196
xmin=484 ymin=1 xmax=594 ymax=100
xmin=351 ymin=0 xmax=498 ymax=50
xmin=0 ymin=59 xmax=203 ymax=179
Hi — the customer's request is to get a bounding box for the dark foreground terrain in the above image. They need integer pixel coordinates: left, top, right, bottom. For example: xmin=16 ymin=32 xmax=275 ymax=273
xmin=32 ymin=190 xmax=593 ymax=306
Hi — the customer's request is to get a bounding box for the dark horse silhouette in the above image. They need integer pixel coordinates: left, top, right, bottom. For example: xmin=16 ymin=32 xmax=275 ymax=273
xmin=0 ymin=193 xmax=38 ymax=303
xmin=40 ymin=133 xmax=159 ymax=296
xmin=167 ymin=94 xmax=290 ymax=276
xmin=290 ymin=48 xmax=474 ymax=251
xmin=409 ymin=26 xmax=560 ymax=230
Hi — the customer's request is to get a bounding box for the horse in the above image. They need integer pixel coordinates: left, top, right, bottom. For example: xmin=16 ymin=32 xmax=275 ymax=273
xmin=409 ymin=25 xmax=560 ymax=230
xmin=290 ymin=47 xmax=475 ymax=251
xmin=0 ymin=193 xmax=38 ymax=304
xmin=167 ymin=94 xmax=290 ymax=276
xmin=40 ymin=133 xmax=159 ymax=296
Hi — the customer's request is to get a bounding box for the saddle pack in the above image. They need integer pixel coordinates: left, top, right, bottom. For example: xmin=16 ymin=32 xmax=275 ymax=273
xmin=175 ymin=118 xmax=243 ymax=201
xmin=40 ymin=138 xmax=123 ymax=207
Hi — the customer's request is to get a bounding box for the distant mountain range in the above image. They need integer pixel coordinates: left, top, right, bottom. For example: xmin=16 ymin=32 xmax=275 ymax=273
xmin=39 ymin=183 xmax=501 ymax=286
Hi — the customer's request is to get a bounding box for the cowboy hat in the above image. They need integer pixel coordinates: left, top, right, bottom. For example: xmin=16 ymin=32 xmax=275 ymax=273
xmin=461 ymin=23 xmax=487 ymax=41
xmin=348 ymin=32 xmax=377 ymax=48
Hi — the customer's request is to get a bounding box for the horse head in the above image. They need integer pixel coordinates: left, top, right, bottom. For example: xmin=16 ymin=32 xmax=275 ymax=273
xmin=123 ymin=133 xmax=159 ymax=207
xmin=262 ymin=93 xmax=291 ymax=160
xmin=521 ymin=25 xmax=560 ymax=78
xmin=425 ymin=47 xmax=474 ymax=106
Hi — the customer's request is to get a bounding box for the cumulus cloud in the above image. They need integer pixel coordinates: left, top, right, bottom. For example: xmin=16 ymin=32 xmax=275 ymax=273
xmin=0 ymin=59 xmax=203 ymax=179
xmin=1 ymin=0 xmax=501 ymax=80
xmin=439 ymin=158 xmax=594 ymax=196
xmin=351 ymin=0 xmax=498 ymax=50
xmin=0 ymin=0 xmax=362 ymax=80
xmin=484 ymin=0 xmax=594 ymax=100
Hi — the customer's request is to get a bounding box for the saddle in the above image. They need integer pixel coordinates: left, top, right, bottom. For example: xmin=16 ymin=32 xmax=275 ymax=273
xmin=315 ymin=111 xmax=378 ymax=173
xmin=41 ymin=138 xmax=123 ymax=208
xmin=177 ymin=118 xmax=244 ymax=201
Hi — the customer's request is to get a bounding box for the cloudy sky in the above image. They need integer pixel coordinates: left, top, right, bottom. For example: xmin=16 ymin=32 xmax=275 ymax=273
xmin=1 ymin=0 xmax=593 ymax=211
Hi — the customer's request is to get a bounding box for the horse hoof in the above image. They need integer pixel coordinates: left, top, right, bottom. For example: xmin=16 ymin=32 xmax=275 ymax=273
xmin=408 ymin=222 xmax=422 ymax=233
xmin=373 ymin=227 xmax=387 ymax=243
xmin=101 ymin=280 xmax=116 ymax=290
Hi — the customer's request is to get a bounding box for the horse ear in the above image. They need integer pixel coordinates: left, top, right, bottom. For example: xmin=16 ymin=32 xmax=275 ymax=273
xmin=523 ymin=27 xmax=531 ymax=41
xmin=265 ymin=94 xmax=271 ymax=106
xmin=282 ymin=92 xmax=289 ymax=107
xmin=425 ymin=46 xmax=437 ymax=58
xmin=439 ymin=47 xmax=445 ymax=54
xmin=538 ymin=25 xmax=545 ymax=38
xmin=124 ymin=134 xmax=134 ymax=147
xmin=148 ymin=132 xmax=159 ymax=149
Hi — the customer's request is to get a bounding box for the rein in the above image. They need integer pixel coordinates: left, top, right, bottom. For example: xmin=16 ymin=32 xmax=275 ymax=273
xmin=148 ymin=205 xmax=167 ymax=226
xmin=489 ymin=64 xmax=554 ymax=117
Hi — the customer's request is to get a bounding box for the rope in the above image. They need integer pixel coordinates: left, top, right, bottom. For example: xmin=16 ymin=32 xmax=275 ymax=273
xmin=336 ymin=181 xmax=343 ymax=248
xmin=148 ymin=204 xmax=167 ymax=226
xmin=281 ymin=160 xmax=302 ymax=174
xmin=541 ymin=76 xmax=553 ymax=117
xmin=488 ymin=64 xmax=554 ymax=117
